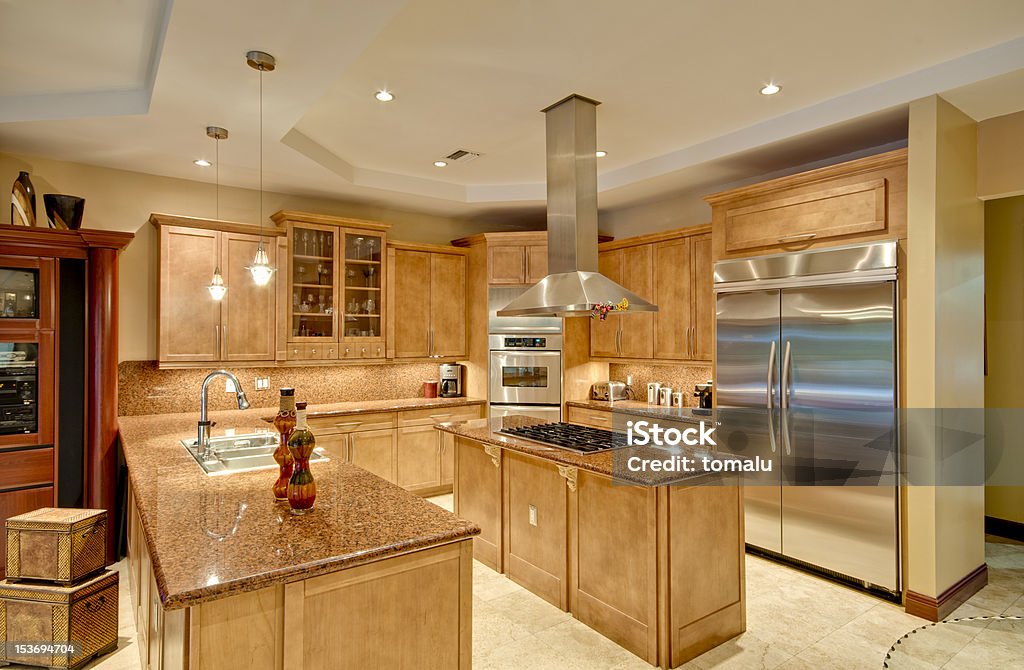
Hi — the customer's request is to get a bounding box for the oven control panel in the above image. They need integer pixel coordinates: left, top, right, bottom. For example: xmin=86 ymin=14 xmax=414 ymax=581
xmin=488 ymin=333 xmax=563 ymax=351
xmin=504 ymin=337 xmax=546 ymax=348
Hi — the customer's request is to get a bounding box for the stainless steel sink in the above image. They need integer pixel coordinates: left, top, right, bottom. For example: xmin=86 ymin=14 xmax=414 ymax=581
xmin=181 ymin=432 xmax=329 ymax=476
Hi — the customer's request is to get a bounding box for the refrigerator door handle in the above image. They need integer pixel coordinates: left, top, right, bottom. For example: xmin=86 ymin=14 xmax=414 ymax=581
xmin=767 ymin=340 xmax=777 ymax=453
xmin=781 ymin=340 xmax=792 ymax=456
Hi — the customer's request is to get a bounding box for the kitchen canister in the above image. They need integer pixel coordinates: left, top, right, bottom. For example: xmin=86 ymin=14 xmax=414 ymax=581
xmin=658 ymin=386 xmax=673 ymax=406
xmin=671 ymin=392 xmax=684 ymax=408
xmin=647 ymin=382 xmax=661 ymax=404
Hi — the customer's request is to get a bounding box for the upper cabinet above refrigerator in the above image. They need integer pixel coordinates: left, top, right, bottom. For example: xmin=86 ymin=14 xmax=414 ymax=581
xmin=705 ymin=148 xmax=907 ymax=261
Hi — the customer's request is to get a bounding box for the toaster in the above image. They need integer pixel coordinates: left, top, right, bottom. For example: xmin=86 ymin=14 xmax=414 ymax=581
xmin=591 ymin=381 xmax=628 ymax=401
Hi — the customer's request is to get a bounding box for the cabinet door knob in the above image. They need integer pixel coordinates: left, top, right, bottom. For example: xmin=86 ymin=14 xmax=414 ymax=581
xmin=361 ymin=347 xmax=367 ymax=355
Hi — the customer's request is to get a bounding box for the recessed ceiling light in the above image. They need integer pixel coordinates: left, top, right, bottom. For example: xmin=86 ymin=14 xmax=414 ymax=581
xmin=194 ymin=158 xmax=212 ymax=167
xmin=595 ymin=150 xmax=607 ymax=158
xmin=375 ymin=89 xmax=394 ymax=102
xmin=760 ymin=83 xmax=781 ymax=96
xmin=433 ymin=160 xmax=448 ymax=168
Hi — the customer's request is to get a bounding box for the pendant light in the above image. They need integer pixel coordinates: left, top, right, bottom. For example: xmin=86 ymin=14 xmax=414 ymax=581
xmin=206 ymin=126 xmax=229 ymax=301
xmin=245 ymin=50 xmax=276 ymax=287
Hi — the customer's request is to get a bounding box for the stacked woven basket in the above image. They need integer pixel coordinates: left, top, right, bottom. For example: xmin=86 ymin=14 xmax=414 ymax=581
xmin=0 ymin=508 xmax=117 ymax=669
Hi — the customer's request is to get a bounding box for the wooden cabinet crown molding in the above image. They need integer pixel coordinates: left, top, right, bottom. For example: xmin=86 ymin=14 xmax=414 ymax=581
xmin=387 ymin=240 xmax=468 ymax=256
xmin=703 ymin=147 xmax=907 ymax=205
xmin=270 ymin=210 xmax=391 ymax=232
xmin=0 ymin=227 xmax=134 ymax=257
xmin=450 ymin=230 xmax=614 ymax=248
xmin=149 ymin=213 xmax=285 ymax=237
xmin=597 ymin=223 xmax=711 ymax=252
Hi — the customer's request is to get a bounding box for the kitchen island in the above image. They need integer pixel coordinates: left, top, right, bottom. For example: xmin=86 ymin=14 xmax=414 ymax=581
xmin=437 ymin=416 xmax=745 ymax=669
xmin=119 ymin=406 xmax=479 ymax=670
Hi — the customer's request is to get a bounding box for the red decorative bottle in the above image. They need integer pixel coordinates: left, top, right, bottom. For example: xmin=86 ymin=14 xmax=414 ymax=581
xmin=287 ymin=401 xmax=317 ymax=515
xmin=272 ymin=388 xmax=296 ymax=501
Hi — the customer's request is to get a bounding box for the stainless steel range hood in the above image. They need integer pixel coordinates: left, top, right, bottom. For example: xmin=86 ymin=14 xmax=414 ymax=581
xmin=497 ymin=94 xmax=657 ymax=317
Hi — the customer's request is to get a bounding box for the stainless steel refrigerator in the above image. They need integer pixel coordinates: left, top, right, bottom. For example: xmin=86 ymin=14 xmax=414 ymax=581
xmin=714 ymin=241 xmax=900 ymax=594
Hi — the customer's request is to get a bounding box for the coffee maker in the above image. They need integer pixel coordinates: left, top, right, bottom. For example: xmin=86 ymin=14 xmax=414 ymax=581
xmin=694 ymin=380 xmax=713 ymax=409
xmin=439 ymin=364 xmax=464 ymax=398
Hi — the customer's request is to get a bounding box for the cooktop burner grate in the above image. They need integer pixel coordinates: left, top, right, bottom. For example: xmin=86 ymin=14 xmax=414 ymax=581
xmin=498 ymin=422 xmax=628 ymax=453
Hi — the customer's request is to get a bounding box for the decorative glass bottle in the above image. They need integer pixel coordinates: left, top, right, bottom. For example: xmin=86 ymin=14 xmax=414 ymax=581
xmin=287 ymin=401 xmax=317 ymax=515
xmin=272 ymin=388 xmax=296 ymax=501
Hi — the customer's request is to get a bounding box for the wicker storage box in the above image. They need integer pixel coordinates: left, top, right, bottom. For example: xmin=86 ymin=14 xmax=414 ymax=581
xmin=0 ymin=570 xmax=118 ymax=669
xmin=5 ymin=509 xmax=106 ymax=584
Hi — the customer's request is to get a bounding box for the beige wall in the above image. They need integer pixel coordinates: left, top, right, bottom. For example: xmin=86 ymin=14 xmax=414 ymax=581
xmin=0 ymin=152 xmax=530 ymax=361
xmin=904 ymin=96 xmax=986 ymax=599
xmin=978 ymin=110 xmax=1024 ymax=200
xmin=983 ymin=195 xmax=1024 ymax=524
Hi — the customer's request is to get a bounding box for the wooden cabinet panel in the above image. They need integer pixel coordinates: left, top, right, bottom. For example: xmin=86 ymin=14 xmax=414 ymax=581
xmin=526 ymin=245 xmax=548 ymax=284
xmin=454 ymin=437 xmax=503 ymax=571
xmin=0 ymin=486 xmax=54 ymax=578
xmin=0 ymin=447 xmax=53 ymax=489
xmin=691 ymin=233 xmax=714 ymax=361
xmin=439 ymin=433 xmax=455 ymax=487
xmin=565 ymin=406 xmax=612 ymax=430
xmin=653 ymin=238 xmax=692 ymax=360
xmin=159 ymin=226 xmax=220 ymax=362
xmin=399 ymin=405 xmax=482 ymax=427
xmin=307 ymin=412 xmax=395 ymax=434
xmin=395 ymin=425 xmax=441 ymax=491
xmin=488 ymin=246 xmax=526 ymax=285
xmin=590 ymin=250 xmax=623 ymax=357
xmin=573 ymin=471 xmax=658 ymax=663
xmin=430 ymin=253 xmax=467 ymax=358
xmin=348 ymin=428 xmax=395 ymax=483
xmin=221 ymin=232 xmax=276 ymax=361
xmin=503 ymin=452 xmax=568 ymax=610
xmin=619 ymin=244 xmax=653 ymax=359
xmin=317 ymin=433 xmax=347 ymax=462
xmin=723 ymin=179 xmax=887 ymax=253
xmin=389 ymin=249 xmax=431 ymax=358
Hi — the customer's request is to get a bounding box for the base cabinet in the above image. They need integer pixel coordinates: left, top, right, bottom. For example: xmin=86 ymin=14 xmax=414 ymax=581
xmin=348 ymin=428 xmax=396 ymax=482
xmin=128 ymin=489 xmax=473 ymax=670
xmin=452 ymin=437 xmax=745 ymax=669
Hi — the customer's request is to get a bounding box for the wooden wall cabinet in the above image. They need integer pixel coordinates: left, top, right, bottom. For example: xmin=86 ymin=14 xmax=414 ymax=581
xmin=485 ymin=243 xmax=548 ymax=285
xmin=705 ymin=148 xmax=907 ymax=260
xmin=386 ymin=242 xmax=468 ymax=360
xmin=153 ymin=216 xmax=280 ymax=365
xmin=590 ymin=226 xmax=712 ymax=363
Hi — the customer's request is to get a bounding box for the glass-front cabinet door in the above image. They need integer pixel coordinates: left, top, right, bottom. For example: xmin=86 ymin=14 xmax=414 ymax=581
xmin=288 ymin=224 xmax=338 ymax=346
xmin=0 ymin=257 xmax=53 ymax=330
xmin=341 ymin=230 xmax=385 ymax=359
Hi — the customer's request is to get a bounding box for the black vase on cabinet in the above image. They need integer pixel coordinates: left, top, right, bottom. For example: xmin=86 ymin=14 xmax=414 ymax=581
xmin=11 ymin=171 xmax=36 ymax=227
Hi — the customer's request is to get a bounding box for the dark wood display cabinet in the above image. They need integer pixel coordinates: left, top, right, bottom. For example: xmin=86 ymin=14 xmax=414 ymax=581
xmin=0 ymin=227 xmax=133 ymax=571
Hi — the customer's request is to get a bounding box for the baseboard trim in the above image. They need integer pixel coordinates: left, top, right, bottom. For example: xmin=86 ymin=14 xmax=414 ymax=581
xmin=904 ymin=563 xmax=988 ymax=622
xmin=985 ymin=515 xmax=1024 ymax=542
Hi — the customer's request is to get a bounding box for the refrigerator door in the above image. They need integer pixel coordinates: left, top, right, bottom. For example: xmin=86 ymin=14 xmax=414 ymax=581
xmin=779 ymin=281 xmax=899 ymax=591
xmin=715 ymin=289 xmax=782 ymax=553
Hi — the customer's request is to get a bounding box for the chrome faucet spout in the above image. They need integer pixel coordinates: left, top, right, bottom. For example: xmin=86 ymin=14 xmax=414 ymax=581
xmin=197 ymin=370 xmax=249 ymax=460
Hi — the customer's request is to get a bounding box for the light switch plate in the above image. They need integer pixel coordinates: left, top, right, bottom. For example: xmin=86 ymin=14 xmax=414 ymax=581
xmin=224 ymin=378 xmax=236 ymax=393
xmin=254 ymin=376 xmax=270 ymax=391
xmin=529 ymin=504 xmax=538 ymax=526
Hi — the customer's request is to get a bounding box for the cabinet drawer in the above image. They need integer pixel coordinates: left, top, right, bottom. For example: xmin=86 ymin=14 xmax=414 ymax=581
xmin=0 ymin=448 xmax=54 ymax=490
xmin=341 ymin=341 xmax=386 ymax=360
xmin=723 ymin=178 xmax=887 ymax=253
xmin=286 ymin=343 xmax=335 ymax=360
xmin=566 ymin=406 xmax=613 ymax=430
xmin=399 ymin=405 xmax=483 ymax=427
xmin=307 ymin=411 xmax=396 ymax=434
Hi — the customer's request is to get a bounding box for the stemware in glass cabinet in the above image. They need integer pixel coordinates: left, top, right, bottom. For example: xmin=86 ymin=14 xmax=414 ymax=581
xmin=290 ymin=226 xmax=336 ymax=339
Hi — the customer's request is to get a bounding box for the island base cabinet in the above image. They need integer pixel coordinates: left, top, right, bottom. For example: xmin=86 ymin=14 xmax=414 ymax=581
xmin=453 ymin=437 xmax=503 ymax=571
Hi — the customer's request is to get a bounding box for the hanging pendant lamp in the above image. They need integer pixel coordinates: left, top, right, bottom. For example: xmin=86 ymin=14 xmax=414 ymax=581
xmin=206 ymin=126 xmax=229 ymax=300
xmin=245 ymin=50 xmax=277 ymax=287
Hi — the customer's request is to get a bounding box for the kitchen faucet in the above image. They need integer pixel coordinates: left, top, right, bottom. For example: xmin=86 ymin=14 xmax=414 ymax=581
xmin=197 ymin=370 xmax=250 ymax=460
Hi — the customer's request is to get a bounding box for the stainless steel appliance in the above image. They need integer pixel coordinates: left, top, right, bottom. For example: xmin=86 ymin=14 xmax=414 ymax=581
xmin=590 ymin=381 xmax=627 ymax=401
xmin=439 ymin=363 xmax=463 ymax=398
xmin=499 ymin=422 xmax=627 ymax=453
xmin=714 ymin=241 xmax=899 ymax=594
xmin=489 ymin=334 xmax=562 ymax=421
xmin=488 ymin=287 xmax=561 ymax=334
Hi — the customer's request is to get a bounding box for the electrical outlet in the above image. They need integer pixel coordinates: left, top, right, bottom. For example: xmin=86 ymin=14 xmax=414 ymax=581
xmin=529 ymin=504 xmax=538 ymax=527
xmin=224 ymin=378 xmax=236 ymax=393
xmin=254 ymin=376 xmax=270 ymax=391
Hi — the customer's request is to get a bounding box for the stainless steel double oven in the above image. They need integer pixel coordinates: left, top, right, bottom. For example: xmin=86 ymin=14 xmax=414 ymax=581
xmin=488 ymin=334 xmax=562 ymax=422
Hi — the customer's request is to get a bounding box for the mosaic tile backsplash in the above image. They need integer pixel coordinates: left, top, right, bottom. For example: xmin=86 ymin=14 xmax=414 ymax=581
xmin=118 ymin=360 xmax=449 ymax=416
xmin=609 ymin=363 xmax=713 ymax=406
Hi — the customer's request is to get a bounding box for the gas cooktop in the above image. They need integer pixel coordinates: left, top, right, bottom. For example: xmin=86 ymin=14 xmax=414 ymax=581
xmin=498 ymin=422 xmax=628 ymax=454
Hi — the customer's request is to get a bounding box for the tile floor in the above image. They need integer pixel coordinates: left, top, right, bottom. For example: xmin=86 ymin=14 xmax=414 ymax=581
xmin=37 ymin=494 xmax=1024 ymax=670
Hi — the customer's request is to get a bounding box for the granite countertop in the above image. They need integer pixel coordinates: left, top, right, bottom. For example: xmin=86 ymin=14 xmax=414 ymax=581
xmin=119 ymin=407 xmax=479 ymax=610
xmin=566 ymin=399 xmax=714 ymax=423
xmin=436 ymin=415 xmax=738 ymax=487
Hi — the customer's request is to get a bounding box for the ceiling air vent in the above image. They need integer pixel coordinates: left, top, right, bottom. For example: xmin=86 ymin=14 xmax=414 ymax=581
xmin=444 ymin=149 xmax=482 ymax=163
